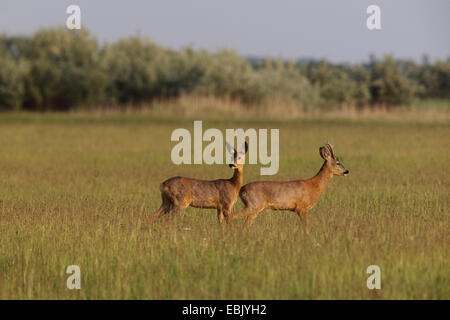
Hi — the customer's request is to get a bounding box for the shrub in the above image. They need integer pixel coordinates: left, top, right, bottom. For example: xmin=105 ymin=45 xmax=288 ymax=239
xmin=0 ymin=46 xmax=28 ymax=110
xmin=20 ymin=27 xmax=105 ymax=110
xmin=368 ymin=56 xmax=417 ymax=106
xmin=0 ymin=27 xmax=448 ymax=111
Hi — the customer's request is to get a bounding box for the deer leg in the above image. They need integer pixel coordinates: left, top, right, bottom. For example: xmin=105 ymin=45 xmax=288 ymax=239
xmin=296 ymin=208 xmax=312 ymax=228
xmin=243 ymin=211 xmax=261 ymax=231
xmin=223 ymin=209 xmax=232 ymax=225
xmin=221 ymin=202 xmax=233 ymax=225
xmin=166 ymin=195 xmax=190 ymax=220
xmin=148 ymin=206 xmax=164 ymax=223
xmin=230 ymin=206 xmax=261 ymax=221
xmin=169 ymin=203 xmax=184 ymax=215
xmin=161 ymin=204 xmax=179 ymax=222
xmin=225 ymin=213 xmax=232 ymax=225
xmin=217 ymin=208 xmax=225 ymax=226
xmin=148 ymin=194 xmax=172 ymax=223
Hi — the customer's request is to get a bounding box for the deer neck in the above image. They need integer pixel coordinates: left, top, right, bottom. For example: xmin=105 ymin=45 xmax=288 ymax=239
xmin=229 ymin=168 xmax=243 ymax=189
xmin=308 ymin=162 xmax=334 ymax=197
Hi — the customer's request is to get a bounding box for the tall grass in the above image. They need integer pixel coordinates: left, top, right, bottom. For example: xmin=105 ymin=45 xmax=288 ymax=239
xmin=0 ymin=112 xmax=448 ymax=299
xmin=71 ymin=95 xmax=450 ymax=123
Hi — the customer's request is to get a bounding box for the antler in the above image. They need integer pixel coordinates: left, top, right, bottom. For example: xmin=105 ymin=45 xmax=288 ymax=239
xmin=325 ymin=142 xmax=336 ymax=159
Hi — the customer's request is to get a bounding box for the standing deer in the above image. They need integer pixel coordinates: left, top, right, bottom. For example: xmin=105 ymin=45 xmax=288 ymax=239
xmin=150 ymin=141 xmax=248 ymax=225
xmin=228 ymin=143 xmax=349 ymax=230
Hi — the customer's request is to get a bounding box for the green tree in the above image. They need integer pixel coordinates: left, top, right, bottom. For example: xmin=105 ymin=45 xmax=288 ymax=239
xmin=369 ymin=56 xmax=417 ymax=106
xmin=22 ymin=27 xmax=105 ymax=110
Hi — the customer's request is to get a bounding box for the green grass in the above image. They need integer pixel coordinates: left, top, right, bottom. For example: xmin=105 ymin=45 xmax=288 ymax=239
xmin=413 ymin=98 xmax=450 ymax=110
xmin=0 ymin=112 xmax=448 ymax=299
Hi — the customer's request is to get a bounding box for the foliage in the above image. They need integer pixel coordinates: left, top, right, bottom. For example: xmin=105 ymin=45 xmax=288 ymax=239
xmin=0 ymin=27 xmax=448 ymax=111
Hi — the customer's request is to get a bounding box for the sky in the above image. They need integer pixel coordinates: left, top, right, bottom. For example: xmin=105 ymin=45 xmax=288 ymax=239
xmin=1 ymin=0 xmax=449 ymax=63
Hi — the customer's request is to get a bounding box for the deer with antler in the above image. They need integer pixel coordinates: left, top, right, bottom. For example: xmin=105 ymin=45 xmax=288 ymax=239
xmin=150 ymin=142 xmax=248 ymax=225
xmin=228 ymin=143 xmax=349 ymax=230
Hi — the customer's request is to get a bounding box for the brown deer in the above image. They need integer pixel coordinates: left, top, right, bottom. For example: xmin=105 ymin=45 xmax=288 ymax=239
xmin=150 ymin=141 xmax=248 ymax=225
xmin=228 ymin=143 xmax=349 ymax=230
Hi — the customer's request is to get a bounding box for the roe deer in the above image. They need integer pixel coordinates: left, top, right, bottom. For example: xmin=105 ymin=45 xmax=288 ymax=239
xmin=150 ymin=141 xmax=248 ymax=225
xmin=229 ymin=143 xmax=349 ymax=230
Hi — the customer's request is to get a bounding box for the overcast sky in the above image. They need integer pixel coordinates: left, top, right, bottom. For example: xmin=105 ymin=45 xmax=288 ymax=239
xmin=1 ymin=0 xmax=449 ymax=63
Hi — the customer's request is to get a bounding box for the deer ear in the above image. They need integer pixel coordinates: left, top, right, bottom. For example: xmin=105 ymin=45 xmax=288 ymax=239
xmin=240 ymin=141 xmax=249 ymax=154
xmin=319 ymin=146 xmax=330 ymax=160
xmin=226 ymin=142 xmax=236 ymax=155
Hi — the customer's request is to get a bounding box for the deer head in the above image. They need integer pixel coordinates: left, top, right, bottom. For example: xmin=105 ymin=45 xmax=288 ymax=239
xmin=319 ymin=143 xmax=349 ymax=176
xmin=227 ymin=141 xmax=249 ymax=171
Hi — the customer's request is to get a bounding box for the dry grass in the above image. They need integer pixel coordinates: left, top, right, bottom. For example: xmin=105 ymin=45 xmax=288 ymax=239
xmin=0 ymin=111 xmax=448 ymax=299
xmin=86 ymin=95 xmax=450 ymax=123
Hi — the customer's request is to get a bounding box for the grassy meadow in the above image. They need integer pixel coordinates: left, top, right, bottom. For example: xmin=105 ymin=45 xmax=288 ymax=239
xmin=0 ymin=111 xmax=448 ymax=299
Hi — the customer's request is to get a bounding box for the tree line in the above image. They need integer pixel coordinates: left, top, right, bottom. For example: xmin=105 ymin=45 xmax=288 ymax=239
xmin=0 ymin=27 xmax=448 ymax=111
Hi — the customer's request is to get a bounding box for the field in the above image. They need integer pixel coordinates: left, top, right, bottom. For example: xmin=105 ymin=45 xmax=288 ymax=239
xmin=0 ymin=111 xmax=448 ymax=299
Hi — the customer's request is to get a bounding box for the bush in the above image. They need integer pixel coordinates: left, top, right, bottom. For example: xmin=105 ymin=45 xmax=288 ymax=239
xmin=0 ymin=27 xmax=448 ymax=111
xmin=418 ymin=59 xmax=450 ymax=99
xmin=368 ymin=56 xmax=417 ymax=106
xmin=303 ymin=61 xmax=371 ymax=108
xmin=0 ymin=47 xmax=28 ymax=110
xmin=21 ymin=27 xmax=105 ymax=110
